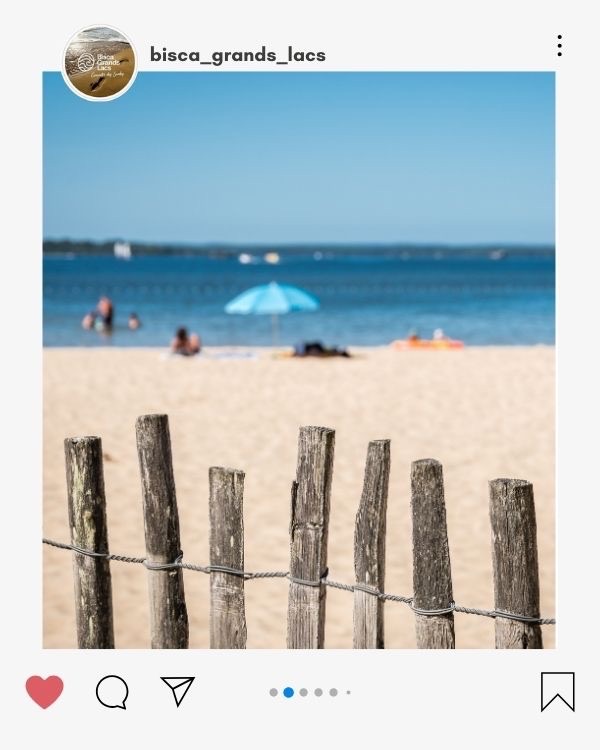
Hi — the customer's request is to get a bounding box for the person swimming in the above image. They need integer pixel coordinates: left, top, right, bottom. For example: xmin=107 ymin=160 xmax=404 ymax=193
xmin=81 ymin=311 xmax=97 ymax=330
xmin=128 ymin=312 xmax=141 ymax=330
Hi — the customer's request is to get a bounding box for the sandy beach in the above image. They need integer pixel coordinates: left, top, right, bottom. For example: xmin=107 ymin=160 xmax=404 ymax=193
xmin=43 ymin=346 xmax=555 ymax=648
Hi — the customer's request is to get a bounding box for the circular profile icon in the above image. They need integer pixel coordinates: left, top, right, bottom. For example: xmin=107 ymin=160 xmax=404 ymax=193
xmin=62 ymin=25 xmax=137 ymax=101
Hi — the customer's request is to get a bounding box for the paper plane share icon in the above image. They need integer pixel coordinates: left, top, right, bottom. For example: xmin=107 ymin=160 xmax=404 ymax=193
xmin=160 ymin=677 xmax=195 ymax=707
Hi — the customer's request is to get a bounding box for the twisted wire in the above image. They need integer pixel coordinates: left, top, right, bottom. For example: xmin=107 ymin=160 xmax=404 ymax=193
xmin=42 ymin=538 xmax=555 ymax=625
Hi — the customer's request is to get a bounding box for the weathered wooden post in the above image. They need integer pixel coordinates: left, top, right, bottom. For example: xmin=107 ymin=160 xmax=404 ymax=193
xmin=353 ymin=440 xmax=390 ymax=649
xmin=136 ymin=414 xmax=189 ymax=649
xmin=489 ymin=478 xmax=543 ymax=649
xmin=65 ymin=436 xmax=114 ymax=648
xmin=287 ymin=426 xmax=335 ymax=648
xmin=209 ymin=467 xmax=247 ymax=648
xmin=411 ymin=459 xmax=455 ymax=648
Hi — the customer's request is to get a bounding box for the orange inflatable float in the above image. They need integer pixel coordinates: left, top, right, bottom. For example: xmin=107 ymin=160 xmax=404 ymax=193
xmin=391 ymin=338 xmax=465 ymax=351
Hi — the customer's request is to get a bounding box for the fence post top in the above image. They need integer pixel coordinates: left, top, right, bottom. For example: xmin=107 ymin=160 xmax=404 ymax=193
xmin=64 ymin=435 xmax=101 ymax=445
xmin=299 ymin=425 xmax=335 ymax=435
xmin=411 ymin=457 xmax=442 ymax=468
xmin=209 ymin=466 xmax=245 ymax=478
xmin=489 ymin=478 xmax=532 ymax=490
xmin=136 ymin=413 xmax=169 ymax=424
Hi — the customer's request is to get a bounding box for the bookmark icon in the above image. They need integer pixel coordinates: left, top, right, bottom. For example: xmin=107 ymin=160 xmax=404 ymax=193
xmin=161 ymin=677 xmax=195 ymax=707
xmin=540 ymin=672 xmax=575 ymax=712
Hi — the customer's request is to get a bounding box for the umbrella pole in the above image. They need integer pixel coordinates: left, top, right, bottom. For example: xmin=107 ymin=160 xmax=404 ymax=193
xmin=271 ymin=314 xmax=279 ymax=346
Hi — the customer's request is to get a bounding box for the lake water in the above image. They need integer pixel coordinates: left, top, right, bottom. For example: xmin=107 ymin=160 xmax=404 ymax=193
xmin=43 ymin=252 xmax=555 ymax=347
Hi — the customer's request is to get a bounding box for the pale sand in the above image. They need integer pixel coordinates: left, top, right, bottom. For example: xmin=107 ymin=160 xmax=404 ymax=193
xmin=43 ymin=347 xmax=555 ymax=648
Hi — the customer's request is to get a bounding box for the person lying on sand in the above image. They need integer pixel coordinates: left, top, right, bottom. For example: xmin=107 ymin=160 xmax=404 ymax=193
xmin=171 ymin=327 xmax=201 ymax=356
xmin=293 ymin=340 xmax=350 ymax=358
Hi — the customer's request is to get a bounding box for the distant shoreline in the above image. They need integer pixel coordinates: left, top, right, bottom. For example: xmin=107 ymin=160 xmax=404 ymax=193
xmin=43 ymin=240 xmax=555 ymax=260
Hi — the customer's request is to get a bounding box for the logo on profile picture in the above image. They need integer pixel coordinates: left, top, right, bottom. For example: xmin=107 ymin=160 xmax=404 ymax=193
xmin=77 ymin=52 xmax=95 ymax=72
xmin=62 ymin=25 xmax=137 ymax=100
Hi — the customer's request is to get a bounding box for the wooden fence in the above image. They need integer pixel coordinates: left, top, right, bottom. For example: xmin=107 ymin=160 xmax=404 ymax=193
xmin=58 ymin=413 xmax=549 ymax=649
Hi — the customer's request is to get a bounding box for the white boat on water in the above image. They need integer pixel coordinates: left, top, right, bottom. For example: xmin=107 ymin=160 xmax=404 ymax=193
xmin=114 ymin=241 xmax=132 ymax=260
xmin=264 ymin=251 xmax=280 ymax=264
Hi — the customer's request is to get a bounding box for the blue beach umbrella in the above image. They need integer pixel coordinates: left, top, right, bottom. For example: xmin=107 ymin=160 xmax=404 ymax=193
xmin=225 ymin=281 xmax=320 ymax=344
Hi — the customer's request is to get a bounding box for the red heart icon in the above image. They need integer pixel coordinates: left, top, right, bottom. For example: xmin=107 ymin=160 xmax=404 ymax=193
xmin=26 ymin=675 xmax=64 ymax=708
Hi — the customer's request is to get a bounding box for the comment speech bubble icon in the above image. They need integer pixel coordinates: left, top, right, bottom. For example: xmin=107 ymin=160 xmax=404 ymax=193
xmin=96 ymin=675 xmax=129 ymax=709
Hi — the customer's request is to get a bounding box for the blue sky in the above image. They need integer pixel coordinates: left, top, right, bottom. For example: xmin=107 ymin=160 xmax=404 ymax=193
xmin=44 ymin=72 xmax=554 ymax=244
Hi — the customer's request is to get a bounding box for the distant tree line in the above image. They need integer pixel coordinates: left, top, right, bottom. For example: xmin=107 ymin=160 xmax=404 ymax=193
xmin=43 ymin=239 xmax=555 ymax=259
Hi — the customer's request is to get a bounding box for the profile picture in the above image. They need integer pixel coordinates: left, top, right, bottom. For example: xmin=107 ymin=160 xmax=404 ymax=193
xmin=62 ymin=25 xmax=136 ymax=100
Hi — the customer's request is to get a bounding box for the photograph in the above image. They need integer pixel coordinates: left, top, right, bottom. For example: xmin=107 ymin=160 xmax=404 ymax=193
xmin=42 ymin=71 xmax=555 ymax=649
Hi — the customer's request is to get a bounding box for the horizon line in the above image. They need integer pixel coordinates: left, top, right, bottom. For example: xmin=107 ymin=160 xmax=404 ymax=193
xmin=43 ymin=238 xmax=556 ymax=249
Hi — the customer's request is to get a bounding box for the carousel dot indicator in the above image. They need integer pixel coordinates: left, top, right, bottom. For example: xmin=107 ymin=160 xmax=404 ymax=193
xmin=283 ymin=687 xmax=294 ymax=698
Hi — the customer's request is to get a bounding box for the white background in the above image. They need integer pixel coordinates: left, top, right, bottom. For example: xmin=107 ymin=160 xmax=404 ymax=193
xmin=1 ymin=0 xmax=597 ymax=746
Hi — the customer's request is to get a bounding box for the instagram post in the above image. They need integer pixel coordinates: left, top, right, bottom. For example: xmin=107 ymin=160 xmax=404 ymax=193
xmin=3 ymin=2 xmax=599 ymax=746
xmin=42 ymin=69 xmax=555 ymax=650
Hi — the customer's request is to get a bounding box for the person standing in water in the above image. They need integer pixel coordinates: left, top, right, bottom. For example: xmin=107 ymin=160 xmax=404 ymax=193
xmin=96 ymin=296 xmax=114 ymax=330
xmin=81 ymin=296 xmax=114 ymax=332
